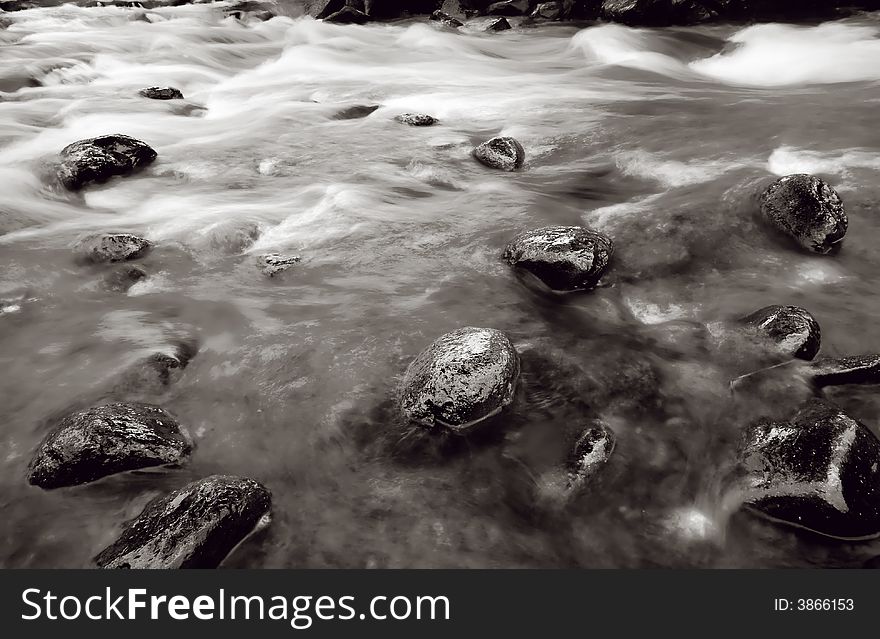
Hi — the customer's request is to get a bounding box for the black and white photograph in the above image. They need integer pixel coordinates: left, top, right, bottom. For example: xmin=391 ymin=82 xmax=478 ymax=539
xmin=2 ymin=0 xmax=880 ymax=583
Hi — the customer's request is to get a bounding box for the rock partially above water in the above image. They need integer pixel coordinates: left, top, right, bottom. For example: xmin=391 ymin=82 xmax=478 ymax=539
xmin=487 ymin=0 xmax=530 ymax=15
xmin=324 ymin=5 xmax=371 ymax=23
xmin=565 ymin=420 xmax=615 ymax=491
xmin=258 ymin=253 xmax=301 ymax=277
xmin=394 ymin=113 xmax=438 ymax=126
xmin=103 ymin=265 xmax=148 ymax=292
xmin=74 ymin=233 xmax=152 ymax=264
xmin=531 ymin=1 xmax=561 ymax=20
xmin=739 ymin=399 xmax=880 ymax=540
xmin=333 ymin=104 xmax=380 ymax=120
xmin=473 ymin=136 xmax=524 ymax=171
xmin=486 ymin=16 xmax=511 ymax=30
xmin=741 ymin=305 xmax=821 ymax=361
xmin=138 ymin=86 xmax=183 ymax=100
xmin=760 ymin=174 xmax=847 ymax=254
xmin=58 ymin=134 xmax=157 ymax=191
xmin=95 ymin=475 xmax=271 ymax=569
xmin=503 ymin=225 xmax=614 ymax=292
xmin=114 ymin=342 xmax=198 ymax=394
xmin=27 ymin=402 xmax=191 ymax=489
xmin=809 ymin=354 xmax=880 ymax=388
xmin=600 ymin=0 xmax=717 ymax=26
xmin=399 ymin=327 xmax=520 ymax=432
xmin=430 ymin=10 xmax=463 ymax=27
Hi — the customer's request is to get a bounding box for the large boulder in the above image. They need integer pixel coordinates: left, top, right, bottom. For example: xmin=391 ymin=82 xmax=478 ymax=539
xmin=739 ymin=400 xmax=880 ymax=540
xmin=473 ymin=136 xmax=524 ymax=171
xmin=503 ymin=225 xmax=613 ymax=292
xmin=759 ymin=174 xmax=847 ymax=254
xmin=740 ymin=305 xmax=821 ymax=361
xmin=399 ymin=327 xmax=520 ymax=432
xmin=57 ymin=135 xmax=157 ymax=191
xmin=138 ymin=87 xmax=183 ymax=100
xmin=28 ymin=403 xmax=191 ymax=489
xmin=73 ymin=233 xmax=152 ymax=264
xmin=600 ymin=0 xmax=717 ymax=25
xmin=95 ymin=475 xmax=271 ymax=568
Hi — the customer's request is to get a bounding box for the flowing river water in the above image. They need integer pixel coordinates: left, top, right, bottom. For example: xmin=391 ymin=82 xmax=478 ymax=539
xmin=2 ymin=4 xmax=880 ymax=567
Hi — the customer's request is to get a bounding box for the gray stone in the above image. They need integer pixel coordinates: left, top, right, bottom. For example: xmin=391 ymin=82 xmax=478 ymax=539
xmin=28 ymin=403 xmax=191 ymax=489
xmin=430 ymin=9 xmax=463 ymax=26
xmin=531 ymin=1 xmax=561 ymax=19
xmin=503 ymin=225 xmax=613 ymax=292
xmin=138 ymin=86 xmax=183 ymax=100
xmin=399 ymin=327 xmax=520 ymax=432
xmin=394 ymin=113 xmax=438 ymax=126
xmin=74 ymin=233 xmax=152 ymax=264
xmin=487 ymin=0 xmax=530 ymax=15
xmin=103 ymin=265 xmax=148 ymax=292
xmin=95 ymin=475 xmax=271 ymax=568
xmin=739 ymin=400 xmax=880 ymax=540
xmin=760 ymin=174 xmax=847 ymax=254
xmin=740 ymin=305 xmax=821 ymax=361
xmin=324 ymin=5 xmax=371 ymax=22
xmin=58 ymin=134 xmax=157 ymax=191
xmin=258 ymin=253 xmax=301 ymax=277
xmin=565 ymin=419 xmax=615 ymax=491
xmin=486 ymin=16 xmax=511 ymax=30
xmin=473 ymin=136 xmax=524 ymax=171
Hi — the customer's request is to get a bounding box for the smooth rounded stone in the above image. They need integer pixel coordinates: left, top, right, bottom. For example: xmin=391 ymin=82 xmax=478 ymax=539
xmin=138 ymin=86 xmax=183 ymax=100
xmin=503 ymin=225 xmax=614 ymax=292
xmin=487 ymin=0 xmax=530 ymax=15
xmin=739 ymin=399 xmax=880 ymax=540
xmin=564 ymin=420 xmax=615 ymax=491
xmin=473 ymin=136 xmax=524 ymax=171
xmin=394 ymin=113 xmax=438 ymax=127
xmin=430 ymin=10 xmax=463 ymax=27
xmin=74 ymin=233 xmax=152 ymax=264
xmin=57 ymin=134 xmax=157 ymax=191
xmin=258 ymin=252 xmax=301 ymax=277
xmin=95 ymin=475 xmax=271 ymax=569
xmin=486 ymin=16 xmax=511 ymax=30
xmin=324 ymin=6 xmax=370 ymax=23
xmin=332 ymin=104 xmax=380 ymax=120
xmin=103 ymin=265 xmax=148 ymax=292
xmin=759 ymin=174 xmax=847 ymax=254
xmin=740 ymin=305 xmax=821 ymax=361
xmin=27 ymin=402 xmax=191 ymax=489
xmin=531 ymin=1 xmax=561 ymax=19
xmin=399 ymin=327 xmax=520 ymax=432
xmin=809 ymin=354 xmax=880 ymax=388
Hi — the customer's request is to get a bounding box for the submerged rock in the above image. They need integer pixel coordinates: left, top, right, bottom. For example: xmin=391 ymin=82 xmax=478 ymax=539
xmin=114 ymin=342 xmax=198 ymax=394
xmin=333 ymin=104 xmax=380 ymax=120
xmin=565 ymin=420 xmax=616 ymax=491
xmin=138 ymin=86 xmax=183 ymax=100
xmin=27 ymin=403 xmax=191 ymax=489
xmin=258 ymin=253 xmax=301 ymax=277
xmin=324 ymin=6 xmax=370 ymax=23
xmin=809 ymin=355 xmax=880 ymax=388
xmin=103 ymin=265 xmax=148 ymax=292
xmin=430 ymin=10 xmax=463 ymax=27
xmin=759 ymin=174 xmax=847 ymax=254
xmin=740 ymin=305 xmax=821 ymax=361
xmin=394 ymin=113 xmax=438 ymax=126
xmin=486 ymin=16 xmax=512 ymax=30
xmin=739 ymin=399 xmax=880 ymax=540
xmin=95 ymin=475 xmax=271 ymax=569
xmin=58 ymin=134 xmax=157 ymax=191
xmin=473 ymin=136 xmax=524 ymax=171
xmin=74 ymin=233 xmax=152 ymax=264
xmin=503 ymin=225 xmax=614 ymax=292
xmin=399 ymin=327 xmax=520 ymax=432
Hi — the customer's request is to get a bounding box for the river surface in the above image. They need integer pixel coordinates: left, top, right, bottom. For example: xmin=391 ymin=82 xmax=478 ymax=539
xmin=2 ymin=4 xmax=880 ymax=568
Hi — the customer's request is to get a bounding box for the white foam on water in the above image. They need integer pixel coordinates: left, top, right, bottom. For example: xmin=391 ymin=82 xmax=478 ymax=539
xmin=767 ymin=145 xmax=880 ymax=177
xmin=614 ymin=149 xmax=740 ymax=189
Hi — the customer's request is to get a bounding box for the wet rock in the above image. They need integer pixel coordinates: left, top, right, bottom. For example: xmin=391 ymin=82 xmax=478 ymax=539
xmin=258 ymin=253 xmax=301 ymax=277
xmin=333 ymin=104 xmax=380 ymax=120
xmin=486 ymin=16 xmax=511 ymax=30
xmin=399 ymin=327 xmax=520 ymax=432
xmin=103 ymin=265 xmax=148 ymax=292
xmin=809 ymin=355 xmax=880 ymax=388
xmin=430 ymin=10 xmax=463 ymax=26
xmin=759 ymin=174 xmax=847 ymax=254
xmin=473 ymin=136 xmax=524 ymax=171
xmin=600 ymin=0 xmax=718 ymax=26
xmin=503 ymin=225 xmax=614 ymax=292
xmin=74 ymin=233 xmax=152 ymax=264
xmin=58 ymin=134 xmax=157 ymax=191
xmin=114 ymin=342 xmax=198 ymax=393
xmin=564 ymin=420 xmax=615 ymax=491
xmin=739 ymin=399 xmax=880 ymax=540
xmin=740 ymin=305 xmax=821 ymax=361
xmin=324 ymin=5 xmax=371 ymax=23
xmin=531 ymin=1 xmax=561 ymax=19
xmin=487 ymin=0 xmax=530 ymax=15
xmin=95 ymin=475 xmax=271 ymax=569
xmin=27 ymin=402 xmax=191 ymax=489
xmin=394 ymin=113 xmax=438 ymax=126
xmin=138 ymin=86 xmax=183 ymax=100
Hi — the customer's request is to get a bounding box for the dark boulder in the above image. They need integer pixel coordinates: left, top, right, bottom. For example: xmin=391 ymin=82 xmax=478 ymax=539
xmin=325 ymin=5 xmax=371 ymax=22
xmin=486 ymin=16 xmax=511 ymax=29
xmin=739 ymin=399 xmax=880 ymax=540
xmin=74 ymin=233 xmax=152 ymax=264
xmin=740 ymin=305 xmax=821 ymax=361
xmin=759 ymin=174 xmax=847 ymax=254
xmin=399 ymin=327 xmax=520 ymax=432
xmin=601 ymin=0 xmax=718 ymax=25
xmin=365 ymin=0 xmax=445 ymax=19
xmin=503 ymin=225 xmax=613 ymax=292
xmin=531 ymin=1 xmax=561 ymax=19
xmin=27 ymin=402 xmax=191 ymax=489
xmin=430 ymin=9 xmax=464 ymax=25
xmin=258 ymin=253 xmax=301 ymax=277
xmin=486 ymin=0 xmax=531 ymax=15
xmin=103 ymin=265 xmax=148 ymax=292
xmin=138 ymin=87 xmax=183 ymax=100
xmin=95 ymin=475 xmax=271 ymax=568
xmin=332 ymin=104 xmax=380 ymax=120
xmin=809 ymin=355 xmax=880 ymax=388
xmin=394 ymin=113 xmax=438 ymax=126
xmin=57 ymin=134 xmax=157 ymax=191
xmin=473 ymin=136 xmax=524 ymax=171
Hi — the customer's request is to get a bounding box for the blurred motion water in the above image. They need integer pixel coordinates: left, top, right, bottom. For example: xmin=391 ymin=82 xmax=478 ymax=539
xmin=2 ymin=4 xmax=880 ymax=567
